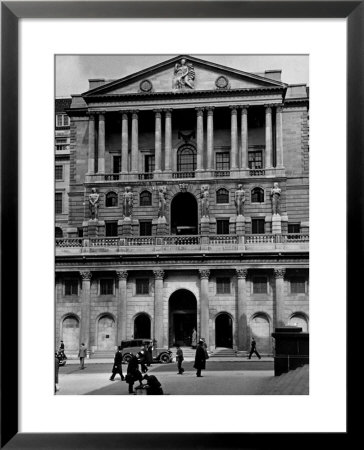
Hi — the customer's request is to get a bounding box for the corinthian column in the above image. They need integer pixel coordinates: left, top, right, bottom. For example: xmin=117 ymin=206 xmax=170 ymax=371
xmin=276 ymin=106 xmax=284 ymax=168
xmin=131 ymin=111 xmax=139 ymax=173
xmin=265 ymin=105 xmax=273 ymax=168
xmin=153 ymin=270 xmax=165 ymax=348
xmin=230 ymin=107 xmax=238 ymax=170
xmin=164 ymin=109 xmax=172 ymax=173
xmin=116 ymin=271 xmax=128 ymax=342
xmin=97 ymin=112 xmax=105 ymax=173
xmin=241 ymin=106 xmax=249 ymax=169
xmin=274 ymin=268 xmax=286 ymax=328
xmin=154 ymin=110 xmax=162 ymax=173
xmin=236 ymin=268 xmax=248 ymax=350
xmin=121 ymin=112 xmax=129 ymax=173
xmin=206 ymin=107 xmax=214 ymax=170
xmin=80 ymin=271 xmax=92 ymax=350
xmin=196 ymin=108 xmax=204 ymax=171
xmin=199 ymin=269 xmax=210 ymax=347
xmin=88 ymin=113 xmax=95 ymax=174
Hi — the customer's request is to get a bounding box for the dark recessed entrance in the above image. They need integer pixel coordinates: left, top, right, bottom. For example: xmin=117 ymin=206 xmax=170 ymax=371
xmin=134 ymin=313 xmax=151 ymax=339
xmin=171 ymin=193 xmax=198 ymax=235
xmin=169 ymin=289 xmax=197 ymax=347
xmin=215 ymin=313 xmax=233 ymax=348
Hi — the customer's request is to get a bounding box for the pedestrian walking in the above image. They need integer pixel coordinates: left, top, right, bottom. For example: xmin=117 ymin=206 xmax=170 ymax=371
xmin=176 ymin=345 xmax=184 ymax=374
xmin=143 ymin=374 xmax=164 ymax=395
xmin=191 ymin=327 xmax=197 ymax=349
xmin=59 ymin=340 xmax=67 ymax=359
xmin=55 ymin=352 xmax=59 ymax=393
xmin=78 ymin=343 xmax=87 ymax=369
xmin=194 ymin=339 xmax=206 ymax=377
xmin=109 ymin=346 xmax=125 ymax=381
xmin=125 ymin=353 xmax=143 ymax=394
xmin=248 ymin=337 xmax=261 ymax=359
xmin=137 ymin=348 xmax=148 ymax=374
xmin=146 ymin=341 xmax=153 ymax=367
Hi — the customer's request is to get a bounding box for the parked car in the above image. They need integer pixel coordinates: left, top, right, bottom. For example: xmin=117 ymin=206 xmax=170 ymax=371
xmin=120 ymin=339 xmax=173 ymax=364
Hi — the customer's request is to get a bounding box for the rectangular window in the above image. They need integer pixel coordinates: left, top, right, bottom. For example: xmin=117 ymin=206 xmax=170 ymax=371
xmin=216 ymin=277 xmax=231 ymax=294
xmin=215 ymin=152 xmax=230 ymax=170
xmin=145 ymin=155 xmax=155 ymax=173
xmin=105 ymin=221 xmax=118 ymax=237
xmin=55 ymin=137 xmax=69 ymax=151
xmin=216 ymin=219 xmax=230 ymax=235
xmin=113 ymin=155 xmax=121 ymax=173
xmin=55 ymin=192 xmax=63 ymax=214
xmin=291 ymin=277 xmax=306 ymax=294
xmin=56 ymin=114 xmax=69 ymax=127
xmin=55 ymin=165 xmax=63 ymax=180
xmin=77 ymin=227 xmax=84 ymax=238
xmin=252 ymin=218 xmax=265 ymax=234
xmin=140 ymin=220 xmax=152 ymax=236
xmin=65 ymin=279 xmax=78 ymax=296
xmin=56 ymin=114 xmax=63 ymax=127
xmin=253 ymin=276 xmax=268 ymax=294
xmin=100 ymin=279 xmax=114 ymax=295
xmin=136 ymin=278 xmax=149 ymax=295
xmin=288 ymin=223 xmax=301 ymax=234
xmin=248 ymin=151 xmax=263 ymax=169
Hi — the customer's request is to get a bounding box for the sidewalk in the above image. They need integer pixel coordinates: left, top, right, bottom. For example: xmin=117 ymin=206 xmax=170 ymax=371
xmin=65 ymin=356 xmax=273 ymax=364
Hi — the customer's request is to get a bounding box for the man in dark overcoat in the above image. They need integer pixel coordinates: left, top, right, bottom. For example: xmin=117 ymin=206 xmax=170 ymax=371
xmin=109 ymin=346 xmax=124 ymax=381
xmin=126 ymin=353 xmax=143 ymax=394
xmin=194 ymin=339 xmax=206 ymax=377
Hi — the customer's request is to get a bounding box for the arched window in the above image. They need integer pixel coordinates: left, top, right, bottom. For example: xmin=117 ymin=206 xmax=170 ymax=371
xmin=140 ymin=190 xmax=152 ymax=206
xmin=105 ymin=191 xmax=118 ymax=207
xmin=216 ymin=188 xmax=229 ymax=204
xmin=55 ymin=227 xmax=63 ymax=238
xmin=251 ymin=187 xmax=264 ymax=203
xmin=177 ymin=145 xmax=196 ymax=173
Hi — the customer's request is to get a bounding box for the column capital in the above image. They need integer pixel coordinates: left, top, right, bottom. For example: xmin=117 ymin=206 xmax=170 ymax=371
xmin=275 ymin=105 xmax=283 ymax=112
xmin=116 ymin=270 xmax=128 ymax=280
xmin=229 ymin=106 xmax=238 ymax=114
xmin=274 ymin=268 xmax=286 ymax=279
xmin=199 ymin=269 xmax=210 ymax=280
xmin=206 ymin=106 xmax=215 ymax=114
xmin=87 ymin=112 xmax=96 ymax=120
xmin=264 ymin=105 xmax=273 ymax=113
xmin=119 ymin=110 xmax=130 ymax=117
xmin=80 ymin=271 xmax=92 ymax=280
xmin=195 ymin=107 xmax=204 ymax=115
xmin=236 ymin=268 xmax=248 ymax=279
xmin=163 ymin=108 xmax=173 ymax=115
xmin=95 ymin=109 xmax=106 ymax=116
xmin=131 ymin=110 xmax=139 ymax=118
xmin=241 ymin=105 xmax=249 ymax=113
xmin=153 ymin=109 xmax=162 ymax=118
xmin=153 ymin=269 xmax=165 ymax=280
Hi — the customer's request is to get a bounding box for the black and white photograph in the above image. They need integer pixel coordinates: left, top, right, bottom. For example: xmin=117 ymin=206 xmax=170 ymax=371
xmin=54 ymin=54 xmax=309 ymax=396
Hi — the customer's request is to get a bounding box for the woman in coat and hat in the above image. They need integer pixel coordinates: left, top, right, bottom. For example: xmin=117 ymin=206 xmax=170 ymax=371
xmin=193 ymin=339 xmax=206 ymax=377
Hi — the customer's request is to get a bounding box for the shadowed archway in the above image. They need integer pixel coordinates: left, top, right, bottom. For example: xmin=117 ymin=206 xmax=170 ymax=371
xmin=169 ymin=289 xmax=197 ymax=347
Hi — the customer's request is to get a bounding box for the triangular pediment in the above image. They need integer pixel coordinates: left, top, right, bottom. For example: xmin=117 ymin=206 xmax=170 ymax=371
xmin=82 ymin=55 xmax=286 ymax=97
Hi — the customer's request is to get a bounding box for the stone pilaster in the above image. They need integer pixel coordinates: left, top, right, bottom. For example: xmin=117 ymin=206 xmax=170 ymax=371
xmin=236 ymin=269 xmax=248 ymax=350
xmin=164 ymin=109 xmax=172 ymax=172
xmin=87 ymin=113 xmax=95 ymax=174
xmin=131 ymin=111 xmax=139 ymax=173
xmin=153 ymin=269 xmax=165 ymax=348
xmin=240 ymin=106 xmax=249 ymax=169
xmin=154 ymin=110 xmax=162 ymax=173
xmin=265 ymin=105 xmax=273 ymax=168
xmin=121 ymin=112 xmax=129 ymax=173
xmin=116 ymin=271 xmax=128 ymax=342
xmin=80 ymin=271 xmax=92 ymax=350
xmin=97 ymin=112 xmax=105 ymax=173
xmin=196 ymin=108 xmax=204 ymax=171
xmin=230 ymin=106 xmax=238 ymax=170
xmin=276 ymin=106 xmax=284 ymax=168
xmin=274 ymin=268 xmax=286 ymax=328
xmin=199 ymin=269 xmax=210 ymax=347
xmin=206 ymin=107 xmax=214 ymax=170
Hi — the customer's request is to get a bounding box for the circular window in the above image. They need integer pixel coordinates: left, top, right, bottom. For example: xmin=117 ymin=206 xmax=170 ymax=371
xmin=140 ymin=79 xmax=153 ymax=92
xmin=215 ymin=76 xmax=229 ymax=89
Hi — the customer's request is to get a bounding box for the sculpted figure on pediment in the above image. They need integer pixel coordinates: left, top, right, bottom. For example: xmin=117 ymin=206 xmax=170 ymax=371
xmin=173 ymin=58 xmax=195 ymax=89
xmin=271 ymin=182 xmax=281 ymax=215
xmin=201 ymin=185 xmax=210 ymax=218
xmin=158 ymin=186 xmax=167 ymax=218
xmin=234 ymin=184 xmax=246 ymax=216
xmin=122 ymin=186 xmax=133 ymax=218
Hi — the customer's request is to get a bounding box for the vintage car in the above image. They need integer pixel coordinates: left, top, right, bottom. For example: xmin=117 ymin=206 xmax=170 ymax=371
xmin=120 ymin=339 xmax=173 ymax=364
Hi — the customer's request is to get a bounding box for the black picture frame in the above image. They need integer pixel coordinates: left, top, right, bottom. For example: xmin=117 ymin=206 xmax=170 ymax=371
xmin=1 ymin=1 xmax=357 ymax=448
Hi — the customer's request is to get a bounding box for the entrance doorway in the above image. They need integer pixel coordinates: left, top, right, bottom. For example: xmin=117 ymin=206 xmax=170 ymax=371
xmin=215 ymin=313 xmax=233 ymax=348
xmin=171 ymin=193 xmax=198 ymax=235
xmin=169 ymin=289 xmax=197 ymax=347
xmin=97 ymin=315 xmax=116 ymax=351
xmin=134 ymin=313 xmax=151 ymax=339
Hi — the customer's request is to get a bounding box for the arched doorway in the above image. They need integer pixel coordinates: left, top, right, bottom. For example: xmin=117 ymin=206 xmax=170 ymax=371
xmin=61 ymin=315 xmax=80 ymax=351
xmin=169 ymin=289 xmax=197 ymax=347
xmin=97 ymin=315 xmax=116 ymax=351
xmin=250 ymin=314 xmax=271 ymax=353
xmin=134 ymin=313 xmax=151 ymax=339
xmin=215 ymin=313 xmax=233 ymax=348
xmin=288 ymin=313 xmax=308 ymax=332
xmin=171 ymin=193 xmax=198 ymax=235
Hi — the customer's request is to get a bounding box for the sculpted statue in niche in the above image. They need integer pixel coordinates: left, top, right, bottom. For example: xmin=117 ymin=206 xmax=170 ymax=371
xmin=234 ymin=184 xmax=246 ymax=216
xmin=201 ymin=185 xmax=210 ymax=218
xmin=270 ymin=182 xmax=281 ymax=215
xmin=173 ymin=58 xmax=195 ymax=89
xmin=158 ymin=186 xmax=167 ymax=218
xmin=122 ymin=186 xmax=133 ymax=218
xmin=88 ymin=188 xmax=100 ymax=220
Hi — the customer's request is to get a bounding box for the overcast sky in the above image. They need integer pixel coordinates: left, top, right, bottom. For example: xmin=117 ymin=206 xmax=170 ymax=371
xmin=56 ymin=54 xmax=309 ymax=97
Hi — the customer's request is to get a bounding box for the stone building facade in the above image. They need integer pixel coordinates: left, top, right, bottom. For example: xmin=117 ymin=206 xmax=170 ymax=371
xmin=55 ymin=55 xmax=309 ymax=357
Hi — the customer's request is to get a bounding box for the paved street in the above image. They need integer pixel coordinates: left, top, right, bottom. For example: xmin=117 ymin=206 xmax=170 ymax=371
xmin=57 ymin=360 xmax=274 ymax=395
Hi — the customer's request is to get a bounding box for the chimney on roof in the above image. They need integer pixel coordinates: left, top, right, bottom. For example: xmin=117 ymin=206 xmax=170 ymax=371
xmin=264 ymin=70 xmax=282 ymax=82
xmin=88 ymin=78 xmax=106 ymax=90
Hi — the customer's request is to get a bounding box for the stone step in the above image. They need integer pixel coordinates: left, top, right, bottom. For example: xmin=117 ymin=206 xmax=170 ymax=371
xmin=91 ymin=351 xmax=115 ymax=359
